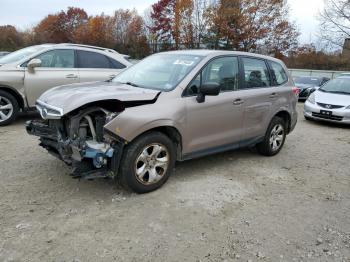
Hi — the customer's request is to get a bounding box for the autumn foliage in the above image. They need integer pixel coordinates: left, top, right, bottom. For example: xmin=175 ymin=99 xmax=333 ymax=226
xmin=0 ymin=2 xmax=349 ymax=69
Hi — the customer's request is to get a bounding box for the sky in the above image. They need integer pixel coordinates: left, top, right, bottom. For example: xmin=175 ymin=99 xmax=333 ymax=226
xmin=0 ymin=0 xmax=324 ymax=44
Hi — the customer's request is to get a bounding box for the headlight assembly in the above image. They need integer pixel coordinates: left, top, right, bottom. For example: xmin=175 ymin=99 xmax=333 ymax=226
xmin=307 ymin=93 xmax=316 ymax=104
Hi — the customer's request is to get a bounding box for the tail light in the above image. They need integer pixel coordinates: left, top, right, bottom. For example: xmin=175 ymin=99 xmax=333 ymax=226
xmin=292 ymin=87 xmax=300 ymax=96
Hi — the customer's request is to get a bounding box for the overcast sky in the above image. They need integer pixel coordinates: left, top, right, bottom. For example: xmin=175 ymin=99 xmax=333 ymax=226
xmin=0 ymin=0 xmax=324 ymax=44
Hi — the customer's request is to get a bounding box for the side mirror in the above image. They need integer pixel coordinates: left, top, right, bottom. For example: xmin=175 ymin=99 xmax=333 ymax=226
xmin=309 ymin=87 xmax=316 ymax=94
xmin=196 ymin=82 xmax=220 ymax=103
xmin=27 ymin=59 xmax=42 ymax=71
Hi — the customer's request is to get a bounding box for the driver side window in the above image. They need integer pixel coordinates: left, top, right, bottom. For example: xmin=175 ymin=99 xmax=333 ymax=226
xmin=35 ymin=49 xmax=75 ymax=68
xmin=185 ymin=56 xmax=239 ymax=96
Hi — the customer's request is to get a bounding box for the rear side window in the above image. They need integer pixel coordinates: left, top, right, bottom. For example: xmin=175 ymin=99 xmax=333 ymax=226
xmin=77 ymin=50 xmax=112 ymax=69
xmin=269 ymin=61 xmax=288 ymax=85
xmin=109 ymin=58 xmax=126 ymax=69
xmin=242 ymin=57 xmax=271 ymax=88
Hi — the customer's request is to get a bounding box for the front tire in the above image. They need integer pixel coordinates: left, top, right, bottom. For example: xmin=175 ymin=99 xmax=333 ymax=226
xmin=0 ymin=91 xmax=19 ymax=126
xmin=257 ymin=116 xmax=286 ymax=156
xmin=117 ymin=132 xmax=176 ymax=193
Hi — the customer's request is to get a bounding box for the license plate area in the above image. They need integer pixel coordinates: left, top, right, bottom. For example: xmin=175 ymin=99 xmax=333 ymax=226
xmin=320 ymin=110 xmax=332 ymax=117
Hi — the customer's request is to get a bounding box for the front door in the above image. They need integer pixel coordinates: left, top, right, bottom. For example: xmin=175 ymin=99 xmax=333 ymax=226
xmin=24 ymin=49 xmax=79 ymax=106
xmin=183 ymin=56 xmax=244 ymax=155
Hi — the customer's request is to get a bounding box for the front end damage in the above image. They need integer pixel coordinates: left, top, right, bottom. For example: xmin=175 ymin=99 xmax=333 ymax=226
xmin=26 ymin=105 xmax=126 ymax=180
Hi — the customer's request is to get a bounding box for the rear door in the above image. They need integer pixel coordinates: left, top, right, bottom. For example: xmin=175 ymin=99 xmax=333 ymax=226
xmin=24 ymin=49 xmax=79 ymax=106
xmin=238 ymin=57 xmax=276 ymax=141
xmin=183 ymin=56 xmax=245 ymax=155
xmin=77 ymin=50 xmax=126 ymax=83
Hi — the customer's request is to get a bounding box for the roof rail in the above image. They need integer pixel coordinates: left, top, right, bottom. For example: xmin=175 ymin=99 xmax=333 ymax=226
xmin=56 ymin=43 xmax=118 ymax=53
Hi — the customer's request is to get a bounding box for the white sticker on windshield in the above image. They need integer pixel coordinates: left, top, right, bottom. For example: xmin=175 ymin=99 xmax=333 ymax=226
xmin=173 ymin=59 xmax=194 ymax=66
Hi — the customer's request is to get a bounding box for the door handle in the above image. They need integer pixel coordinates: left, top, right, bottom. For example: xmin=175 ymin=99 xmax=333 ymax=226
xmin=109 ymin=74 xmax=117 ymax=79
xmin=66 ymin=74 xmax=78 ymax=79
xmin=233 ymin=99 xmax=244 ymax=105
xmin=269 ymin=92 xmax=278 ymax=98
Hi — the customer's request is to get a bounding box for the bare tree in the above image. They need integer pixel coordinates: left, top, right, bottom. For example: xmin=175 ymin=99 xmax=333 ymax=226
xmin=319 ymin=0 xmax=350 ymax=49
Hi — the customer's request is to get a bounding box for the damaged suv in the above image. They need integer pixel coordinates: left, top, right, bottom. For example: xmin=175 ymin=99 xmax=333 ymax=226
xmin=27 ymin=50 xmax=298 ymax=193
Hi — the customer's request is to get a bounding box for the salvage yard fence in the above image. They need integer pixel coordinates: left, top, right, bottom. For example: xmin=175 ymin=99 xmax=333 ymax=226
xmin=289 ymin=69 xmax=349 ymax=79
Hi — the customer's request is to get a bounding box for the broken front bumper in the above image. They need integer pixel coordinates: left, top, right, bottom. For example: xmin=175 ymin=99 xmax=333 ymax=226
xmin=26 ymin=120 xmax=125 ymax=179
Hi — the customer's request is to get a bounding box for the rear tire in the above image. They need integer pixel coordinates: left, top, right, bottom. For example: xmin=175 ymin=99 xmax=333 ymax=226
xmin=117 ymin=132 xmax=176 ymax=193
xmin=0 ymin=91 xmax=19 ymax=126
xmin=257 ymin=116 xmax=286 ymax=156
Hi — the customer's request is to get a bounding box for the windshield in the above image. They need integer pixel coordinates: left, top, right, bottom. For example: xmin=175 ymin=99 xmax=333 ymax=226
xmin=294 ymin=77 xmax=322 ymax=86
xmin=0 ymin=46 xmax=48 ymax=64
xmin=112 ymin=53 xmax=203 ymax=91
xmin=319 ymin=78 xmax=350 ymax=95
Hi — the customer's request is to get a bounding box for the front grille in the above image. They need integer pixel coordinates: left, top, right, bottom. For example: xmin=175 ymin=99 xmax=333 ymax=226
xmin=317 ymin=103 xmax=344 ymax=109
xmin=312 ymin=113 xmax=343 ymax=121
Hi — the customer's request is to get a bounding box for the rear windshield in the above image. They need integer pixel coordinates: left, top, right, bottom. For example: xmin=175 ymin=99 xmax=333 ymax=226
xmin=294 ymin=77 xmax=321 ymax=86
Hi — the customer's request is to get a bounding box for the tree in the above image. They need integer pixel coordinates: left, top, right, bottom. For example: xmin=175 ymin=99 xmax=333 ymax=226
xmin=34 ymin=7 xmax=88 ymax=43
xmin=113 ymin=9 xmax=150 ymax=58
xmin=319 ymin=0 xmax=350 ymax=50
xmin=74 ymin=14 xmax=116 ymax=48
xmin=0 ymin=25 xmax=23 ymax=51
xmin=205 ymin=0 xmax=299 ymax=56
xmin=192 ymin=0 xmax=211 ymax=48
xmin=149 ymin=0 xmax=176 ymax=49
xmin=284 ymin=44 xmax=350 ymax=70
xmin=174 ymin=0 xmax=195 ymax=48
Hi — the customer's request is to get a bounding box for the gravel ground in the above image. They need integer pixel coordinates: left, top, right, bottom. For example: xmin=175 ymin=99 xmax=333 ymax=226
xmin=0 ymin=104 xmax=349 ymax=262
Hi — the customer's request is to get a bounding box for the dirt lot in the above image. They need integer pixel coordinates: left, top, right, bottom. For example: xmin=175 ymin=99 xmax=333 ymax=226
xmin=0 ymin=103 xmax=349 ymax=262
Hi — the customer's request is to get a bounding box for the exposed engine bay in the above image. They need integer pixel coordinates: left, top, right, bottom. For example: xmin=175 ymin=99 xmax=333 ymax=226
xmin=26 ymin=106 xmax=125 ymax=180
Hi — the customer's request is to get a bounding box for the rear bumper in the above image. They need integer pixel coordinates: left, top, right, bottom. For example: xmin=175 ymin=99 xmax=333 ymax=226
xmin=304 ymin=101 xmax=350 ymax=124
xmin=290 ymin=111 xmax=298 ymax=132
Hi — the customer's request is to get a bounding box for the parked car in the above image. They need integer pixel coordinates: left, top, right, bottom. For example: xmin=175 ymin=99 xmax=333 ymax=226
xmin=0 ymin=44 xmax=132 ymax=125
xmin=26 ymin=50 xmax=298 ymax=193
xmin=0 ymin=51 xmax=10 ymax=58
xmin=336 ymin=73 xmax=350 ymax=78
xmin=293 ymin=76 xmax=330 ymax=100
xmin=304 ymin=76 xmax=350 ymax=124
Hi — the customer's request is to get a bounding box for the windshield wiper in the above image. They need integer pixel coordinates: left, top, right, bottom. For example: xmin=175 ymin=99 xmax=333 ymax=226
xmin=124 ymin=81 xmax=139 ymax=87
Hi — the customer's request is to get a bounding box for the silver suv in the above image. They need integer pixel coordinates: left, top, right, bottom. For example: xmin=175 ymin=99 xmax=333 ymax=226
xmin=27 ymin=50 xmax=298 ymax=193
xmin=0 ymin=44 xmax=131 ymax=125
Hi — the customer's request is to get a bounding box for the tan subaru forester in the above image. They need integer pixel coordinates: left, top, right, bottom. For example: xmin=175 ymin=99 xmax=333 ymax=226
xmin=27 ymin=50 xmax=298 ymax=193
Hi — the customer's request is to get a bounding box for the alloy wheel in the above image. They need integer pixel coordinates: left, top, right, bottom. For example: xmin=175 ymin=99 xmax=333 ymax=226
xmin=134 ymin=143 xmax=170 ymax=185
xmin=0 ymin=96 xmax=14 ymax=123
xmin=269 ymin=124 xmax=284 ymax=152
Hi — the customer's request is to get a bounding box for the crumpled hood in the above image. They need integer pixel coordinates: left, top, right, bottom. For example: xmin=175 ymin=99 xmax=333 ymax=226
xmin=315 ymin=90 xmax=350 ymax=106
xmin=38 ymin=81 xmax=160 ymax=115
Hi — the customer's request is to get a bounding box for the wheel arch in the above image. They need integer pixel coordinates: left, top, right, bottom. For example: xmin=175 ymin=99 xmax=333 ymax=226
xmin=274 ymin=110 xmax=292 ymax=133
xmin=0 ymin=85 xmax=25 ymax=110
xmin=128 ymin=125 xmax=183 ymax=161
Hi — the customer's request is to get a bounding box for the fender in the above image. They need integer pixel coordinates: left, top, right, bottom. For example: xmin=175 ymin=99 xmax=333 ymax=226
xmin=104 ymin=97 xmax=187 ymax=143
xmin=0 ymin=85 xmax=26 ymax=109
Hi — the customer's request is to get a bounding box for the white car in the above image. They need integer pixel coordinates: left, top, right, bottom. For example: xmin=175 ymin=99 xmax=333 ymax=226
xmin=0 ymin=44 xmax=132 ymax=125
xmin=304 ymin=77 xmax=350 ymax=124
